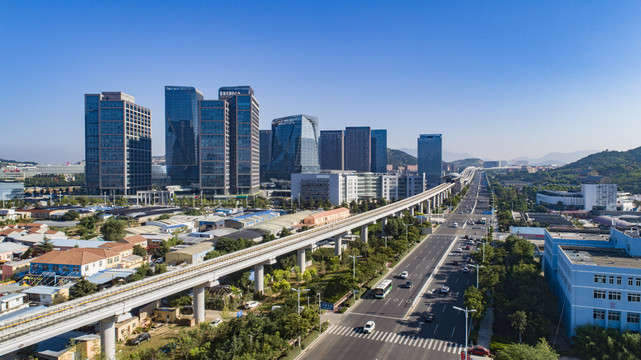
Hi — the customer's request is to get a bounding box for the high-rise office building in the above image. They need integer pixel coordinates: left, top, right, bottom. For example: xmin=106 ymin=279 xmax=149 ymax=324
xmin=259 ymin=130 xmax=272 ymax=182
xmin=344 ymin=126 xmax=371 ymax=172
xmin=199 ymin=100 xmax=229 ymax=194
xmin=371 ymin=129 xmax=387 ymax=173
xmin=319 ymin=130 xmax=344 ymax=170
xmin=85 ymin=92 xmax=151 ymax=195
xmin=417 ymin=134 xmax=442 ymax=188
xmin=218 ymin=86 xmax=260 ymax=194
xmin=165 ymin=86 xmax=204 ymax=187
xmin=267 ymin=115 xmax=320 ymax=180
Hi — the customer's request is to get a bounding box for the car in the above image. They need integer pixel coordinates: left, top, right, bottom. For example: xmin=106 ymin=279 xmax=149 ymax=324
xmin=271 ymin=305 xmax=282 ymax=311
xmin=400 ymin=271 xmax=409 ymax=279
xmin=130 ymin=332 xmax=151 ymax=346
xmin=455 ymin=248 xmax=463 ymax=253
xmin=463 ymin=235 xmax=469 ymax=240
xmin=425 ymin=313 xmax=435 ymax=322
xmin=468 ymin=345 xmax=491 ymax=356
xmin=244 ymin=301 xmax=260 ymax=309
xmin=440 ymin=285 xmax=450 ymax=294
xmin=160 ymin=342 xmax=176 ymax=354
xmin=210 ymin=318 xmax=223 ymax=327
xmin=401 ymin=281 xmax=413 ymax=289
xmin=464 ymin=245 xmax=471 ymax=250
xmin=363 ymin=321 xmax=376 ymax=333
xmin=451 ymin=260 xmax=459 ymax=266
xmin=467 ymin=240 xmax=474 ymax=245
xmin=462 ymin=266 xmax=470 ymax=273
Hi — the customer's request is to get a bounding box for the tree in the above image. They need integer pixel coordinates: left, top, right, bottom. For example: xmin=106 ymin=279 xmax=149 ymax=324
xmin=100 ymin=218 xmax=125 ymax=241
xmin=494 ymin=338 xmax=559 ymax=360
xmin=509 ymin=310 xmax=528 ymax=343
xmin=70 ymin=277 xmax=98 ymax=300
xmin=279 ymin=227 xmax=292 ymax=237
xmin=132 ymin=244 xmax=147 ymax=258
xmin=35 ymin=237 xmax=54 ymax=255
xmin=154 ymin=263 xmax=167 ymax=275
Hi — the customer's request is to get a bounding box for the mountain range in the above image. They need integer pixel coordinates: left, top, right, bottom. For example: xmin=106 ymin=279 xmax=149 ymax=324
xmin=398 ymin=148 xmax=598 ymax=165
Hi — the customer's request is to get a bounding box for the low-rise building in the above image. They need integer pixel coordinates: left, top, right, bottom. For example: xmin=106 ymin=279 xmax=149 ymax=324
xmin=30 ymin=248 xmax=118 ymax=278
xmin=0 ymin=242 xmax=29 ymax=262
xmin=301 ymin=208 xmax=350 ymax=227
xmin=224 ymin=211 xmax=280 ymax=230
xmin=154 ymin=307 xmax=180 ymax=323
xmin=22 ymin=285 xmax=70 ymax=305
xmin=166 ymin=241 xmax=215 ymax=265
xmin=0 ymin=293 xmax=28 ymax=314
xmin=2 ymin=259 xmax=31 ymax=280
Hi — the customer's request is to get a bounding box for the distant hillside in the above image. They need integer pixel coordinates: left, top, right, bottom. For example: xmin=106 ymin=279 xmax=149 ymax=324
xmin=387 ymin=148 xmax=417 ymax=168
xmin=450 ymin=158 xmax=483 ymax=171
xmin=0 ymin=158 xmax=37 ymax=166
xmin=499 ymin=146 xmax=641 ymax=193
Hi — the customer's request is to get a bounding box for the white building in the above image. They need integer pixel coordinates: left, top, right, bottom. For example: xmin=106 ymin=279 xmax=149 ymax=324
xmin=582 ymin=184 xmax=617 ymax=211
xmin=291 ymin=173 xmax=358 ymax=205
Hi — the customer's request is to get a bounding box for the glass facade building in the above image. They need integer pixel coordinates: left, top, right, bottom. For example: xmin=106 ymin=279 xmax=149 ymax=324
xmin=371 ymin=129 xmax=387 ymax=173
xmin=199 ymin=100 xmax=229 ymax=194
xmin=319 ymin=130 xmax=344 ymax=170
xmin=165 ymin=86 xmax=203 ymax=187
xmin=344 ymin=127 xmax=371 ymax=172
xmin=218 ymin=86 xmax=260 ymax=194
xmin=259 ymin=130 xmax=272 ymax=182
xmin=417 ymin=134 xmax=442 ymax=188
xmin=267 ymin=115 xmax=320 ymax=180
xmin=85 ymin=92 xmax=152 ymax=195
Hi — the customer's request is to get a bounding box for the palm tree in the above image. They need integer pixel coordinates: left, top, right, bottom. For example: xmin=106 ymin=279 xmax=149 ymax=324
xmin=509 ymin=310 xmax=528 ymax=343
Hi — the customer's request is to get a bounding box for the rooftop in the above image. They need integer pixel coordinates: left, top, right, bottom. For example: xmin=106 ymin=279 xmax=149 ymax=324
xmin=548 ymin=230 xmax=610 ymax=242
xmin=560 ymin=246 xmax=641 ymax=269
xmin=304 ymin=207 xmax=349 ymax=220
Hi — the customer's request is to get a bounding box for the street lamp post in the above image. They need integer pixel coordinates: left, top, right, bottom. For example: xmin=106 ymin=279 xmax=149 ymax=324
xmin=453 ymin=306 xmax=476 ymax=348
xmin=291 ymin=288 xmax=310 ymax=315
xmin=318 ymin=292 xmax=322 ymax=333
xmin=382 ymin=236 xmax=391 ymax=247
xmin=403 ymin=223 xmax=410 ymax=243
xmin=469 ymin=264 xmax=485 ymax=289
xmin=348 ymin=255 xmax=362 ymax=278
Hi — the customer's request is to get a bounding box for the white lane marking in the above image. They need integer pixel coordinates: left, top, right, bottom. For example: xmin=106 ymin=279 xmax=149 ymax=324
xmin=409 ymin=337 xmax=419 ymax=346
xmin=383 ymin=332 xmax=393 ymax=342
xmin=402 ymin=335 xmax=410 ymax=345
xmin=393 ymin=334 xmax=402 ymax=343
xmin=437 ymin=341 xmax=445 ymax=351
xmin=433 ymin=324 xmax=439 ymax=334
xmin=451 ymin=326 xmax=456 ymax=337
xmin=417 ymin=338 xmax=425 ymax=348
xmin=389 ymin=334 xmax=398 ymax=343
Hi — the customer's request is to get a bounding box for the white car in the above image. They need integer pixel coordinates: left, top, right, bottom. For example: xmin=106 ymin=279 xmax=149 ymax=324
xmin=440 ymin=286 xmax=450 ymax=294
xmin=363 ymin=321 xmax=376 ymax=333
xmin=400 ymin=271 xmax=409 ymax=279
xmin=244 ymin=301 xmax=260 ymax=309
xmin=210 ymin=318 xmax=223 ymax=327
xmin=455 ymin=248 xmax=463 ymax=253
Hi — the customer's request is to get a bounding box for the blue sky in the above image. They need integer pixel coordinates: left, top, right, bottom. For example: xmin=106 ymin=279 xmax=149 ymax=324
xmin=1 ymin=1 xmax=640 ymax=163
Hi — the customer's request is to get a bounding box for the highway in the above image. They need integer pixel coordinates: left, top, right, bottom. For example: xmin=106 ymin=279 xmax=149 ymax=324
xmin=0 ymin=169 xmax=473 ymax=356
xmin=303 ymin=172 xmax=490 ymax=360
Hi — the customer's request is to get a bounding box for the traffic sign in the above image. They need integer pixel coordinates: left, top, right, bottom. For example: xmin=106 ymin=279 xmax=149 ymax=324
xmin=320 ymin=302 xmax=334 ymax=311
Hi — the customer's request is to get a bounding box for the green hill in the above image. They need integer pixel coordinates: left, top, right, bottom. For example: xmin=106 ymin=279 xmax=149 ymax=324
xmin=387 ymin=148 xmax=417 ymax=168
xmin=499 ymin=146 xmax=641 ymax=193
xmin=450 ymin=158 xmax=484 ymax=171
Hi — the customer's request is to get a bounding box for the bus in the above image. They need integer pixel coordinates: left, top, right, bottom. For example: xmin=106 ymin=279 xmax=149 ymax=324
xmin=374 ymin=280 xmax=393 ymax=299
xmin=480 ymin=217 xmax=487 ymax=225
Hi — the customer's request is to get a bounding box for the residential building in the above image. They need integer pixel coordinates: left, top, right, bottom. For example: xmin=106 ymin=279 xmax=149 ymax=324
xmin=218 ymin=86 xmax=260 ymax=194
xmin=370 ymin=129 xmax=387 ymax=173
xmin=199 ymin=99 xmax=229 ymax=195
xmin=0 ymin=242 xmax=29 ymax=262
xmin=543 ymin=227 xmax=641 ymax=336
xmin=22 ymin=286 xmax=70 ymax=306
xmin=291 ymin=173 xmax=358 ymax=205
xmin=344 ymin=127 xmax=371 ymax=172
xmin=29 ymin=248 xmax=121 ymax=278
xmin=84 ymin=92 xmax=152 ymax=195
xmin=0 ymin=182 xmax=24 ymax=200
xmin=259 ymin=130 xmax=273 ymax=181
xmin=0 ymin=293 xmax=28 ymax=314
xmin=418 ymin=134 xmax=442 ymax=188
xmin=165 ymin=86 xmax=204 ymax=187
xmin=2 ymin=259 xmax=31 ymax=280
xmin=267 ymin=115 xmax=320 ymax=180
xmin=582 ymin=184 xmax=618 ymax=211
xmin=319 ymin=130 xmax=344 ymax=170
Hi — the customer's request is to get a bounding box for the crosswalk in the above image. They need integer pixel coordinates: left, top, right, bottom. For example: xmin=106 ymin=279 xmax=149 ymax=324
xmin=324 ymin=325 xmax=466 ymax=354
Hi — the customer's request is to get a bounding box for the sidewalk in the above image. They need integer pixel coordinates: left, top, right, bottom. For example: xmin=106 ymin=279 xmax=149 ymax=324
xmin=476 ymin=307 xmax=494 ymax=348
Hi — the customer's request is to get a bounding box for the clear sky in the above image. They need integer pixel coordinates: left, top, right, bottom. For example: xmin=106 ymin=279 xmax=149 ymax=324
xmin=1 ymin=1 xmax=640 ymax=164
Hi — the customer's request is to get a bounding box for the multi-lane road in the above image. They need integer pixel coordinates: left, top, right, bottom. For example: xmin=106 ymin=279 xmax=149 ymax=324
xmin=304 ymin=173 xmax=493 ymax=360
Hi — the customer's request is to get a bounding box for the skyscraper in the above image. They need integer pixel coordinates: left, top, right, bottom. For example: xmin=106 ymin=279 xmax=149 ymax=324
xmin=319 ymin=130 xmax=344 ymax=170
xmin=85 ymin=92 xmax=151 ymax=195
xmin=344 ymin=127 xmax=371 ymax=172
xmin=418 ymin=134 xmax=442 ymax=188
xmin=165 ymin=86 xmax=204 ymax=187
xmin=371 ymin=129 xmax=387 ymax=173
xmin=267 ymin=115 xmax=320 ymax=180
xmin=218 ymin=86 xmax=260 ymax=194
xmin=199 ymin=100 xmax=229 ymax=194
xmin=259 ymin=129 xmax=272 ymax=181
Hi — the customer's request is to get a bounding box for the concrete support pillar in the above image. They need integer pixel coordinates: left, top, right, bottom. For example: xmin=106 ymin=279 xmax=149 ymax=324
xmin=427 ymin=200 xmax=432 ymax=214
xmin=100 ymin=316 xmax=116 ymax=360
xmin=193 ymin=284 xmax=205 ymax=324
xmin=334 ymin=235 xmax=342 ymax=257
xmin=382 ymin=217 xmax=388 ymax=230
xmin=419 ymin=203 xmax=423 ymax=214
xmin=361 ymin=224 xmax=368 ymax=243
xmin=410 ymin=207 xmax=415 ymax=217
xmin=254 ymin=263 xmax=264 ymax=294
xmin=297 ymin=248 xmax=306 ymax=273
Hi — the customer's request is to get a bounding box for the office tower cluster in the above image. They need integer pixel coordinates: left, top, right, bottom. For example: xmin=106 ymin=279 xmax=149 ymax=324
xmin=418 ymin=134 xmax=443 ymax=188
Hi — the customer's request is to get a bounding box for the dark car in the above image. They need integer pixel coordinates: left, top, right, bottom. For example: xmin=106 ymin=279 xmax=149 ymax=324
xmin=401 ymin=281 xmax=413 ymax=289
xmin=425 ymin=313 xmax=435 ymax=322
xmin=130 ymin=332 xmax=151 ymax=346
xmin=452 ymin=260 xmax=459 ymax=266
xmin=468 ymin=345 xmax=491 ymax=356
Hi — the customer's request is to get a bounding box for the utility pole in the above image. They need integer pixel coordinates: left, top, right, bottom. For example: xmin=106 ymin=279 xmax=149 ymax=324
xmin=318 ymin=292 xmax=322 ymax=333
xmin=382 ymin=236 xmax=391 ymax=248
xmin=348 ymin=255 xmax=362 ymax=278
xmin=291 ymin=288 xmax=310 ymax=315
xmin=469 ymin=264 xmax=485 ymax=289
xmin=453 ymin=306 xmax=476 ymax=348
